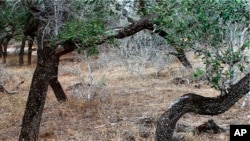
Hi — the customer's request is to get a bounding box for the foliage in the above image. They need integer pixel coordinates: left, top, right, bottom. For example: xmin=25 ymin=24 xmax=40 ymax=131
xmin=0 ymin=1 xmax=29 ymax=39
xmin=58 ymin=19 xmax=105 ymax=45
xmin=149 ymin=0 xmax=250 ymax=90
xmin=86 ymin=46 xmax=99 ymax=56
xmin=192 ymin=68 xmax=205 ymax=79
xmin=54 ymin=0 xmax=115 ymax=57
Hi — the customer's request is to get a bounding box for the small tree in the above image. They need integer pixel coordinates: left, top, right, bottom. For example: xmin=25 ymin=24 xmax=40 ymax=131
xmin=154 ymin=0 xmax=250 ymax=140
xmin=0 ymin=0 xmax=28 ymax=64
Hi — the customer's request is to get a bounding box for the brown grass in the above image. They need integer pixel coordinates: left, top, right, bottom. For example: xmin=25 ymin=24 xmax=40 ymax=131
xmin=0 ymin=53 xmax=249 ymax=141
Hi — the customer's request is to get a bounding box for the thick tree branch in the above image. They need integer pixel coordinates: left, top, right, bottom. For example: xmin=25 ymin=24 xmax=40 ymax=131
xmin=55 ymin=16 xmax=192 ymax=68
xmin=55 ymin=16 xmax=155 ymax=56
xmin=156 ymin=73 xmax=250 ymax=141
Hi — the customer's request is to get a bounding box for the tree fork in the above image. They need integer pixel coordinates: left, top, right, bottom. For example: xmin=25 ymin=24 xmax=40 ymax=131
xmin=19 ymin=44 xmax=67 ymax=140
xmin=156 ymin=73 xmax=250 ymax=141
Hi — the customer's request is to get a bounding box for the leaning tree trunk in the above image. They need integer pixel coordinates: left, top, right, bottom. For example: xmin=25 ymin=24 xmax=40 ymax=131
xmin=19 ymin=46 xmax=51 ymax=140
xmin=19 ymin=40 xmax=67 ymax=140
xmin=153 ymin=29 xmax=192 ymax=68
xmin=155 ymin=73 xmax=250 ymax=141
xmin=174 ymin=49 xmax=192 ymax=68
xmin=49 ymin=55 xmax=67 ymax=102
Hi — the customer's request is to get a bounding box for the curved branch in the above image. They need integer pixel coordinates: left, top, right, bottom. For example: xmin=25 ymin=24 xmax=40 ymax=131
xmin=54 ymin=17 xmax=155 ymax=56
xmin=56 ymin=16 xmax=192 ymax=68
xmin=156 ymin=73 xmax=250 ymax=141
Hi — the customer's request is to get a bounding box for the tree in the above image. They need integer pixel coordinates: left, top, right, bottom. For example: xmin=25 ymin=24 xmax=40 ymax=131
xmin=18 ymin=0 xmax=166 ymax=139
xmin=0 ymin=0 xmax=30 ymax=64
xmin=19 ymin=14 xmax=38 ymax=66
xmin=11 ymin=0 xmax=249 ymax=140
xmin=19 ymin=0 xmax=112 ymax=139
xmin=153 ymin=0 xmax=250 ymax=140
xmin=156 ymin=73 xmax=250 ymax=141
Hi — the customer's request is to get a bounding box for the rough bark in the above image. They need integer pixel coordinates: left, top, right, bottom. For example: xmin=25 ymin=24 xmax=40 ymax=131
xmin=19 ymin=2 xmax=68 ymax=138
xmin=19 ymin=46 xmax=52 ymax=140
xmin=49 ymin=56 xmax=67 ymax=102
xmin=155 ymin=73 xmax=250 ymax=141
xmin=19 ymin=38 xmax=67 ymax=140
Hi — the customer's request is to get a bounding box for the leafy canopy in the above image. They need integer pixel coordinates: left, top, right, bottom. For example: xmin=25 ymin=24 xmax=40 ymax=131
xmin=149 ymin=0 xmax=250 ymax=89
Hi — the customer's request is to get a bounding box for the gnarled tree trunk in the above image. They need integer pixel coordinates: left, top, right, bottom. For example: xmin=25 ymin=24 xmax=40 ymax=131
xmin=19 ymin=46 xmax=52 ymax=140
xmin=19 ymin=39 xmax=67 ymax=140
xmin=155 ymin=73 xmax=250 ymax=141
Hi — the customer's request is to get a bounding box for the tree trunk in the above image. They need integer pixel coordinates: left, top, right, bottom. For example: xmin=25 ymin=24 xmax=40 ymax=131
xmin=2 ymin=37 xmax=10 ymax=64
xmin=175 ymin=49 xmax=192 ymax=68
xmin=19 ymin=41 xmax=67 ymax=140
xmin=169 ymin=48 xmax=192 ymax=68
xmin=27 ymin=38 xmax=33 ymax=65
xmin=19 ymin=52 xmax=50 ymax=140
xmin=153 ymin=29 xmax=192 ymax=68
xmin=0 ymin=43 xmax=2 ymax=58
xmin=155 ymin=73 xmax=250 ymax=141
xmin=19 ymin=36 xmax=26 ymax=66
xmin=49 ymin=56 xmax=67 ymax=102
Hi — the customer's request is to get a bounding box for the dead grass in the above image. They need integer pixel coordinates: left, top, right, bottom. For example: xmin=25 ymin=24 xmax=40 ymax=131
xmin=0 ymin=52 xmax=249 ymax=141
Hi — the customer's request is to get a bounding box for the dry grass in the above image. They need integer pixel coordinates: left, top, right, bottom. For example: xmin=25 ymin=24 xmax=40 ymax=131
xmin=0 ymin=52 xmax=249 ymax=141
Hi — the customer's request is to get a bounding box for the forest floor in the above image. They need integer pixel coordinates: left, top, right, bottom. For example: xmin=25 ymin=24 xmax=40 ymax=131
xmin=0 ymin=50 xmax=250 ymax=141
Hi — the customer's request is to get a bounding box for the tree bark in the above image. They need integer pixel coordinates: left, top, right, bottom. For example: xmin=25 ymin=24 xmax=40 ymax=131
xmin=19 ymin=36 xmax=27 ymax=66
xmin=49 ymin=56 xmax=67 ymax=102
xmin=27 ymin=38 xmax=33 ymax=65
xmin=170 ymin=49 xmax=192 ymax=68
xmin=2 ymin=36 xmax=11 ymax=64
xmin=0 ymin=42 xmax=2 ymax=58
xmin=19 ymin=46 xmax=51 ymax=140
xmin=19 ymin=41 xmax=67 ymax=140
xmin=155 ymin=73 xmax=250 ymax=141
